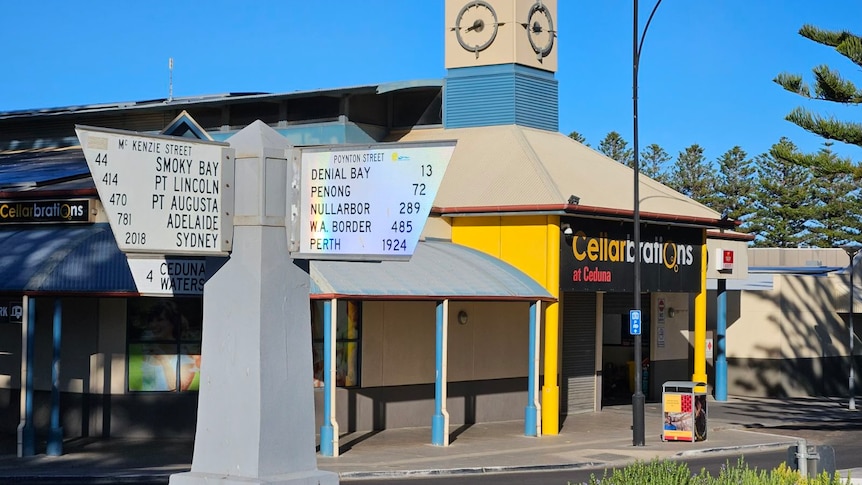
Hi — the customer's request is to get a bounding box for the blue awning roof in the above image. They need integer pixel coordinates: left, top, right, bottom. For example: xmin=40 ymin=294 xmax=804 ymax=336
xmin=0 ymin=223 xmax=135 ymax=294
xmin=0 ymin=225 xmax=553 ymax=302
xmin=310 ymin=239 xmax=555 ymax=301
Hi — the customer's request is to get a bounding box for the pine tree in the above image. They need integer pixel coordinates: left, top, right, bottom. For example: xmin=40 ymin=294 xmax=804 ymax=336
xmin=774 ymin=24 xmax=862 ymax=175
xmin=702 ymin=147 xmax=756 ymax=230
xmin=749 ymin=138 xmax=816 ymax=247
xmin=665 ymin=144 xmax=714 ymax=203
xmin=806 ymin=145 xmax=862 ymax=246
xmin=599 ymin=131 xmax=633 ymax=167
xmin=639 ymin=143 xmax=671 ymax=182
xmin=568 ymin=131 xmax=589 ymax=147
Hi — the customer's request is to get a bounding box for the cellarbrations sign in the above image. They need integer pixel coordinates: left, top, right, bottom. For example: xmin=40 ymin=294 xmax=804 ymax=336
xmin=560 ymin=218 xmax=703 ymax=293
xmin=0 ymin=199 xmax=94 ymax=224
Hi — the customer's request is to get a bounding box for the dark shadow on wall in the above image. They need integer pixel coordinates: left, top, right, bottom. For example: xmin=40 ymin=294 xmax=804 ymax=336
xmin=713 ymin=272 xmax=859 ymax=398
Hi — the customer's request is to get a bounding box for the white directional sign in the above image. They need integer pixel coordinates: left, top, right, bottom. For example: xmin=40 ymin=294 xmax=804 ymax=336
xmin=127 ymin=255 xmax=206 ymax=296
xmin=76 ymin=126 xmax=235 ymax=255
xmin=294 ymin=141 xmax=455 ymax=260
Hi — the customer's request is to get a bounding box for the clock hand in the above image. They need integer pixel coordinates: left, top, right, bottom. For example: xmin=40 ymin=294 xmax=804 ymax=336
xmin=466 ymin=19 xmax=484 ymax=33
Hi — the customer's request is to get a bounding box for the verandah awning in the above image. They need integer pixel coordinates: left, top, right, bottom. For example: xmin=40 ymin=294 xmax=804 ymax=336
xmin=0 ymin=225 xmax=554 ymax=302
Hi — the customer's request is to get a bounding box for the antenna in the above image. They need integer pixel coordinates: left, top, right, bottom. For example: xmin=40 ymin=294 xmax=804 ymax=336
xmin=168 ymin=57 xmax=174 ymax=103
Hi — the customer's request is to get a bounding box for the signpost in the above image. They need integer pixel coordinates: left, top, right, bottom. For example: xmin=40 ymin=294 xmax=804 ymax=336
xmin=75 ymin=126 xmax=235 ymax=256
xmin=294 ymin=142 xmax=455 ymax=260
xmin=77 ymin=121 xmax=455 ymax=484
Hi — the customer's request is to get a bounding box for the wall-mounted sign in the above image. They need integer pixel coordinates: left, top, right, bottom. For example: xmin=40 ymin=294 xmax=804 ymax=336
xmin=715 ymin=248 xmax=734 ymax=272
xmin=76 ymin=126 xmax=235 ymax=256
xmin=0 ymin=199 xmax=94 ymax=224
xmin=0 ymin=300 xmax=24 ymax=323
xmin=293 ymin=141 xmax=455 ymax=261
xmin=560 ymin=217 xmax=703 ymax=292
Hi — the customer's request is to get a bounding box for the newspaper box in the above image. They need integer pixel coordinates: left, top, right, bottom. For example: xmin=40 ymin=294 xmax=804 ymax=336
xmin=661 ymin=381 xmax=707 ymax=442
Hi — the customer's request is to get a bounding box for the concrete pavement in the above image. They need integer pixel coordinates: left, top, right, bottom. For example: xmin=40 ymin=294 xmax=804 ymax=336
xmin=1 ymin=396 xmax=861 ymax=483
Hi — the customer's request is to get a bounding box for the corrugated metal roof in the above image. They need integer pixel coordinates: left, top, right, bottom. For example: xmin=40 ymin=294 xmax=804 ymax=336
xmin=0 ymin=223 xmax=135 ymax=294
xmin=0 ymin=81 xmax=444 ymax=120
xmin=310 ymin=239 xmax=554 ymax=301
xmin=0 ymin=148 xmax=92 ymax=192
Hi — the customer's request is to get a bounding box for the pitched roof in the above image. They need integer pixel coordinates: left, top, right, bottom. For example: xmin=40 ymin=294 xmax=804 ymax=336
xmin=391 ymin=125 xmax=724 ymax=224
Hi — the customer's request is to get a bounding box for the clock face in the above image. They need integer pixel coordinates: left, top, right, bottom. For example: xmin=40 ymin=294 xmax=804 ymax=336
xmin=526 ymin=1 xmax=555 ymax=59
xmin=454 ymin=0 xmax=499 ymax=57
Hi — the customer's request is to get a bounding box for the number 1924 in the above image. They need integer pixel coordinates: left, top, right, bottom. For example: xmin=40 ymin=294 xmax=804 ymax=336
xmin=382 ymin=239 xmax=407 ymax=251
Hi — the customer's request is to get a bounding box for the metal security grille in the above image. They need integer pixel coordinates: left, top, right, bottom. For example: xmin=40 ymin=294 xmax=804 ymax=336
xmin=561 ymin=292 xmax=597 ymax=415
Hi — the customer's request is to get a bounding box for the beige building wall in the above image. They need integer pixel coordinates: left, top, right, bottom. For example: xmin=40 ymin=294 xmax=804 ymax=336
xmin=361 ymin=300 xmax=530 ymax=387
xmin=724 ymin=271 xmax=853 ymax=397
xmin=748 ymin=248 xmax=847 ymax=268
xmin=650 ymin=293 xmax=691 ymax=362
xmin=728 ymin=274 xmax=846 ymax=361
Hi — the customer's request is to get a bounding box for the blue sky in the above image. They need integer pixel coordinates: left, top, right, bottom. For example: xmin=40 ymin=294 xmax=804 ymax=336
xmin=2 ymin=1 xmax=860 ymax=164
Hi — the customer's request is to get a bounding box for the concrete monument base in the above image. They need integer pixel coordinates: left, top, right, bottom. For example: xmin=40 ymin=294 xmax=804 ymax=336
xmin=170 ymin=470 xmax=339 ymax=485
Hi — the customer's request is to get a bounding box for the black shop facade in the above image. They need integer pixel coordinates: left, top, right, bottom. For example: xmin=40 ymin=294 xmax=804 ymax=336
xmin=557 ymin=216 xmax=703 ymax=411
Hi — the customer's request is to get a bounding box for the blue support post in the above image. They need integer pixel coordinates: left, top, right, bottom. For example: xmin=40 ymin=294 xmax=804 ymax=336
xmin=319 ymin=300 xmax=334 ymax=456
xmin=20 ymin=296 xmax=36 ymax=456
xmin=525 ymin=301 xmax=539 ymax=436
xmin=431 ymin=301 xmax=447 ymax=446
xmin=47 ymin=298 xmax=63 ymax=456
xmin=715 ymin=279 xmax=728 ymax=401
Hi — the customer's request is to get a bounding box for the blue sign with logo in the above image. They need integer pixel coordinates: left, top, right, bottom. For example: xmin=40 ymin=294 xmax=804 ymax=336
xmin=630 ymin=309 xmax=642 ymax=335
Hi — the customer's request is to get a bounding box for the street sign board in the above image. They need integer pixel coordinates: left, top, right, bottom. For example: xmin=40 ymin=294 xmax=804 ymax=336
xmin=630 ymin=309 xmax=642 ymax=335
xmin=76 ymin=126 xmax=235 ymax=256
xmin=293 ymin=141 xmax=455 ymax=260
xmin=127 ymin=255 xmax=206 ymax=296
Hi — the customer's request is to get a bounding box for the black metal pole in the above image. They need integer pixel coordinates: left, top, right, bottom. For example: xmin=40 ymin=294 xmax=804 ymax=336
xmin=841 ymin=244 xmax=860 ymax=411
xmin=632 ymin=0 xmax=663 ymax=447
xmin=632 ymin=0 xmax=645 ymax=447
xmin=850 ymin=249 xmax=858 ymax=411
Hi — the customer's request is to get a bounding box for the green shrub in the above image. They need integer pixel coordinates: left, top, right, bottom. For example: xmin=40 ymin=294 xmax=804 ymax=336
xmin=573 ymin=458 xmax=850 ymax=485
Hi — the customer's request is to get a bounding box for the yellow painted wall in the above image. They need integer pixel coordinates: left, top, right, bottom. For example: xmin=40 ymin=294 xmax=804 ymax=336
xmin=452 ymin=215 xmax=562 ymax=433
xmin=451 ymin=215 xmax=555 ymax=288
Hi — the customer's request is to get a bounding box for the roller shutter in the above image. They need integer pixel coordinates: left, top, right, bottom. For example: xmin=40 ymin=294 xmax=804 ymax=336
xmin=561 ymin=292 xmax=596 ymax=415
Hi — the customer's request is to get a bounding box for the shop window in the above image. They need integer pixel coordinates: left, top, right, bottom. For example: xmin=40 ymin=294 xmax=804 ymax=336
xmin=311 ymin=300 xmax=361 ymax=388
xmin=126 ymin=298 xmax=203 ymax=392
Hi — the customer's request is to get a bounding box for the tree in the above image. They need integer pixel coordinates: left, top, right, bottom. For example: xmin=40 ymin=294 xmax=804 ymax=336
xmin=702 ymin=146 xmax=756 ymax=230
xmin=665 ymin=144 xmax=714 ymax=203
xmin=805 ymin=145 xmax=862 ymax=246
xmin=568 ymin=131 xmax=589 ymax=147
xmin=774 ymin=24 xmax=862 ymax=175
xmin=639 ymin=143 xmax=671 ymax=182
xmin=748 ymin=138 xmax=816 ymax=247
xmin=599 ymin=131 xmax=633 ymax=167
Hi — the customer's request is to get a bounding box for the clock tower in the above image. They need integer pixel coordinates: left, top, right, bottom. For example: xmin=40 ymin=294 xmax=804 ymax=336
xmin=444 ymin=0 xmax=559 ymax=131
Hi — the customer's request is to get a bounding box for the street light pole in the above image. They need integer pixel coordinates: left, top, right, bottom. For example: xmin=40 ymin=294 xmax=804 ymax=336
xmin=841 ymin=244 xmax=861 ymax=411
xmin=632 ymin=0 xmax=662 ymax=447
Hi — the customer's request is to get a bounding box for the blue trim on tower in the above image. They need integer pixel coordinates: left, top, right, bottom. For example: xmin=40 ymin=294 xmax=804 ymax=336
xmin=444 ymin=64 xmax=558 ymax=131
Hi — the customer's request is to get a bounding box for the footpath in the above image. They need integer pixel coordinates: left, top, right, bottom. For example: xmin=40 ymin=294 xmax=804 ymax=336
xmin=0 ymin=396 xmax=860 ymax=483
